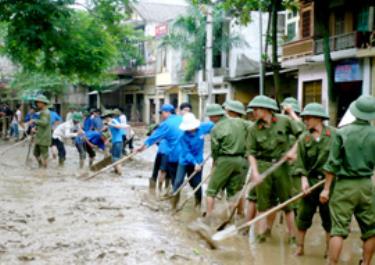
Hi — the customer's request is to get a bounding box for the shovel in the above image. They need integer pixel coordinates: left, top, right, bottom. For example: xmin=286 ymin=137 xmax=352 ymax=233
xmin=81 ymin=152 xmax=138 ymax=181
xmin=212 ymin=180 xmax=326 ymax=241
xmin=216 ymin=156 xmax=288 ymax=231
xmin=159 ymin=155 xmax=211 ymax=201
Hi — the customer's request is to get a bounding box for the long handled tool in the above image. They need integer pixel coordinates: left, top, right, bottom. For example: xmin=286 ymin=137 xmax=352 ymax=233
xmin=212 ymin=179 xmax=326 ymax=241
xmin=175 ymin=172 xmax=212 ymax=213
xmin=82 ymin=151 xmax=139 ymax=181
xmin=216 ymin=156 xmax=288 ymax=231
xmin=0 ymin=137 xmax=30 ymax=156
xmin=159 ymin=155 xmax=211 ymax=201
xmin=25 ymin=135 xmax=34 ymax=164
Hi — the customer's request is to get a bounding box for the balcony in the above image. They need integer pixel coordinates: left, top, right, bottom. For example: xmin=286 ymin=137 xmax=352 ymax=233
xmin=314 ymin=32 xmax=356 ymax=54
xmin=117 ymin=62 xmax=157 ymax=77
xmin=282 ymin=38 xmax=314 ymax=60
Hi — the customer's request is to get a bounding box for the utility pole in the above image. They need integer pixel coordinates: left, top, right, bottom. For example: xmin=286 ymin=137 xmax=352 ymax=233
xmin=205 ymin=4 xmax=214 ymax=104
xmin=259 ymin=4 xmax=265 ymax=95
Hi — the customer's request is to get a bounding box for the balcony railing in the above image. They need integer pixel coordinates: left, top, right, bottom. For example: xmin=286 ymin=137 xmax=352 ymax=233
xmin=314 ymin=32 xmax=356 ymax=54
xmin=282 ymin=38 xmax=314 ymax=60
xmin=119 ymin=62 xmax=157 ymax=76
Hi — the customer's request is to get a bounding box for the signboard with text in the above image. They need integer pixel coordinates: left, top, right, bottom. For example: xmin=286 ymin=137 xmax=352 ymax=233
xmin=334 ymin=60 xmax=362 ymax=83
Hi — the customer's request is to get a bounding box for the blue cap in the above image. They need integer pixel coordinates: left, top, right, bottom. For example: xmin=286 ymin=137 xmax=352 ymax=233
xmin=159 ymin=104 xmax=175 ymax=114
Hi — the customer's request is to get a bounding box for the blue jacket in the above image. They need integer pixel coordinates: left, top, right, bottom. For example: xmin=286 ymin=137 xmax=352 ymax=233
xmin=83 ymin=117 xmax=93 ymax=132
xmin=50 ymin=111 xmax=62 ymax=125
xmin=145 ymin=114 xmax=183 ymax=162
xmin=92 ymin=116 xmax=103 ymax=131
xmin=179 ymin=122 xmax=214 ymax=166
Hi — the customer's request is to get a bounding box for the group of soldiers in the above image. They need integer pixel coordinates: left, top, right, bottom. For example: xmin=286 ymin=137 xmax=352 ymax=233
xmin=4 ymin=91 xmax=375 ymax=265
xmin=139 ymin=95 xmax=375 ymax=265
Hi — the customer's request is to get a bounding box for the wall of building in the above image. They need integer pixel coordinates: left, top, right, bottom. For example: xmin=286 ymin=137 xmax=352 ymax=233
xmin=298 ymin=64 xmax=328 ymax=109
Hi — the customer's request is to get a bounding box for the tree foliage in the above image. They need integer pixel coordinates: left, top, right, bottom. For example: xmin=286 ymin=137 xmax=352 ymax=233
xmin=0 ymin=0 xmax=143 ymax=86
xmin=161 ymin=5 xmax=243 ymax=82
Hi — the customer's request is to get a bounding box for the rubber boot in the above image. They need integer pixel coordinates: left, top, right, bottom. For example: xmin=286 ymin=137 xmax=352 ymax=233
xmin=194 ymin=194 xmax=202 ymax=208
xmin=171 ymin=192 xmax=180 ymax=210
xmin=58 ymin=158 xmax=65 ymax=167
xmin=149 ymin=178 xmax=156 ymax=194
xmin=79 ymin=159 xmax=84 ymax=169
xmin=89 ymin=158 xmax=94 ymax=167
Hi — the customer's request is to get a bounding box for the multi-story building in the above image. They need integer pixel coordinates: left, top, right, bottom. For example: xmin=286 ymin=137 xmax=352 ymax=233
xmin=282 ymin=0 xmax=375 ymax=124
xmin=98 ymin=0 xmax=188 ymax=124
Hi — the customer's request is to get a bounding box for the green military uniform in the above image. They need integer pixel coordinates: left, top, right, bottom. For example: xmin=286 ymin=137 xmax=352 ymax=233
xmin=34 ymin=108 xmax=52 ymax=160
xmin=324 ymin=119 xmax=375 ymax=240
xmin=324 ymin=96 xmax=375 ymax=241
xmin=246 ymin=113 xmax=303 ymax=212
xmin=295 ymin=126 xmax=335 ymax=232
xmin=206 ymin=116 xmax=248 ymax=198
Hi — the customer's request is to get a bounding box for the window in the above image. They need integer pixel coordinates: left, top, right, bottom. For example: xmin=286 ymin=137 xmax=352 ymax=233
xmin=287 ymin=22 xmax=296 ymax=41
xmin=301 ymin=10 xmax=312 ymax=38
xmin=335 ymin=12 xmax=345 ymax=35
xmin=303 ymin=80 xmax=322 ymax=106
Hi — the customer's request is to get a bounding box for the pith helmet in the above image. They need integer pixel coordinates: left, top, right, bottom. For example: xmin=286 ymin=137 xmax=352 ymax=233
xmin=248 ymin=95 xmax=279 ymax=111
xmin=72 ymin=112 xmax=83 ymax=122
xmin=102 ymin=109 xmax=115 ymax=118
xmin=179 ymin=112 xmax=201 ymax=131
xmin=281 ymin=97 xmax=301 ymax=113
xmin=247 ymin=107 xmax=253 ymax=113
xmin=301 ymin=103 xmax=329 ymax=119
xmin=206 ymin=104 xmax=225 ymax=116
xmin=349 ymin=95 xmax=375 ymax=121
xmin=225 ymin=100 xmax=246 ymax=115
xmin=34 ymin=94 xmax=50 ymax=104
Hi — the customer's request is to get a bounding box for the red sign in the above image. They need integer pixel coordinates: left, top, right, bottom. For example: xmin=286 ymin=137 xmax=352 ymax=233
xmin=155 ymin=23 xmax=168 ymax=38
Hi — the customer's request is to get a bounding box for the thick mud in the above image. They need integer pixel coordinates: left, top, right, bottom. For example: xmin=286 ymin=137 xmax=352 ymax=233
xmin=0 ymin=137 xmax=366 ymax=265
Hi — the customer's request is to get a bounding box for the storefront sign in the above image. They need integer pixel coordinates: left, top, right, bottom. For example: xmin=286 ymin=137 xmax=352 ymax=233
xmin=155 ymin=23 xmax=168 ymax=38
xmin=334 ymin=60 xmax=362 ymax=83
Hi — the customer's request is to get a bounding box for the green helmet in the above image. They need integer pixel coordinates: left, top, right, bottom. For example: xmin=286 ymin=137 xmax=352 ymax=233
xmin=34 ymin=94 xmax=50 ymax=104
xmin=113 ymin=108 xmax=121 ymax=116
xmin=349 ymin=95 xmax=375 ymax=121
xmin=248 ymin=95 xmax=279 ymax=112
xmin=281 ymin=97 xmax=301 ymax=113
xmin=206 ymin=104 xmax=225 ymax=116
xmin=225 ymin=100 xmax=246 ymax=115
xmin=247 ymin=107 xmax=253 ymax=113
xmin=300 ymin=103 xmax=329 ymax=119
xmin=72 ymin=112 xmax=83 ymax=122
xmin=102 ymin=109 xmax=114 ymax=118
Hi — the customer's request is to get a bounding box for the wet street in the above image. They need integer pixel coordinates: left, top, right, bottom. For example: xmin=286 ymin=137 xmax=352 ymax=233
xmin=0 ymin=137 xmax=367 ymax=265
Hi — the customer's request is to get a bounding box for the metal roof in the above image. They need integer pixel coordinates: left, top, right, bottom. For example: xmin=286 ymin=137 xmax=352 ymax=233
xmin=132 ymin=2 xmax=188 ymax=23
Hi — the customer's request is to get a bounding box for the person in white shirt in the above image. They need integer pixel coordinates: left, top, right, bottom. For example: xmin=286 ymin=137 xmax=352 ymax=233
xmin=10 ymin=104 xmax=23 ymax=141
xmin=52 ymin=112 xmax=83 ymax=166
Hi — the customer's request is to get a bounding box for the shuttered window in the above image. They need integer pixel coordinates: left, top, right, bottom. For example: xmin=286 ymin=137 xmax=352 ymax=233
xmin=302 ymin=10 xmax=312 ymax=38
xmin=303 ymin=80 xmax=322 ymax=106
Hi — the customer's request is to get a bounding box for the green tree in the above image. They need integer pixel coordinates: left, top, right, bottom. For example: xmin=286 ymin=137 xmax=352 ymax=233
xmin=0 ymin=0 xmax=143 ymax=85
xmin=192 ymin=0 xmax=297 ymax=101
xmin=161 ymin=5 xmax=242 ymax=82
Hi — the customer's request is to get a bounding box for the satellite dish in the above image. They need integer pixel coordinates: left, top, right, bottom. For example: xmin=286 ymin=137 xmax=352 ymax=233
xmin=338 ymin=109 xmax=356 ymax=128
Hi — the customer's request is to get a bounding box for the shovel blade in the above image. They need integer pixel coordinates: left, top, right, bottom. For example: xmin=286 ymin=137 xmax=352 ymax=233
xmin=212 ymin=225 xmax=237 ymax=241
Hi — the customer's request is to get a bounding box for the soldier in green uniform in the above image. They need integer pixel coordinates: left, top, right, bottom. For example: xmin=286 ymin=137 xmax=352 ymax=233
xmin=30 ymin=95 xmax=51 ymax=168
xmin=321 ymin=95 xmax=375 ymax=265
xmin=294 ymin=103 xmax=335 ymax=257
xmin=205 ymin=104 xmax=248 ymax=218
xmin=246 ymin=95 xmax=303 ymax=242
xmin=223 ymin=100 xmax=250 ymax=216
xmin=281 ymin=97 xmax=305 ymax=217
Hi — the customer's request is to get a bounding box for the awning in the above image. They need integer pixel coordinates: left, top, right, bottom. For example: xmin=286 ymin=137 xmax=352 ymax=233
xmin=101 ymin=78 xmax=134 ymax=94
xmin=228 ymin=68 xmax=298 ymax=82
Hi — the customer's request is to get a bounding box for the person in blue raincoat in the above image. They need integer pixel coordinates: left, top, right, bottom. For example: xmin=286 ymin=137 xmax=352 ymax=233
xmin=171 ymin=113 xmax=214 ymax=208
xmin=136 ymin=104 xmax=183 ymax=193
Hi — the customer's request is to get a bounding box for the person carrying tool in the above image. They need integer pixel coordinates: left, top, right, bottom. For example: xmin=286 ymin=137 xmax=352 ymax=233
xmin=205 ymin=103 xmax=248 ymax=220
xmin=103 ymin=110 xmax=127 ymax=175
xmin=293 ymin=103 xmax=335 ymax=257
xmin=321 ymin=95 xmax=375 ymax=265
xmin=172 ymin=112 xmax=214 ymax=208
xmin=246 ymin=95 xmax=303 ymax=243
xmin=135 ymin=104 xmax=183 ymax=193
xmin=29 ymin=95 xmax=51 ymax=168
xmin=52 ymin=112 xmax=84 ymax=166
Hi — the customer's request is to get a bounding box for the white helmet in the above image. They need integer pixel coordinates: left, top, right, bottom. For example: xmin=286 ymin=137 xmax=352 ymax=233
xmin=179 ymin=112 xmax=201 ymax=131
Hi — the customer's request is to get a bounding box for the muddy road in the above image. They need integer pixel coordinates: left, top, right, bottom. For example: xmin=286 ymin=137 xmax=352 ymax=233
xmin=0 ymin=137 xmax=366 ymax=265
